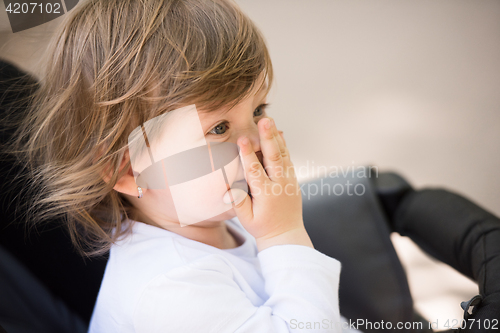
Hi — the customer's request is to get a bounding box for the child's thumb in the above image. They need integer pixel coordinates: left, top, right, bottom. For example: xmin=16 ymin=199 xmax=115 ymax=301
xmin=223 ymin=188 xmax=253 ymax=221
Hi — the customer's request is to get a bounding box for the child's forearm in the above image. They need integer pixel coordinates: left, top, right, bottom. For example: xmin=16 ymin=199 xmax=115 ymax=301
xmin=255 ymin=226 xmax=314 ymax=252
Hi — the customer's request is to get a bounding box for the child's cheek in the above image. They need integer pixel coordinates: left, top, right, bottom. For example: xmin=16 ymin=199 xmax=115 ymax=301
xmin=169 ymin=169 xmax=229 ymax=226
xmin=169 ymin=144 xmax=245 ymax=227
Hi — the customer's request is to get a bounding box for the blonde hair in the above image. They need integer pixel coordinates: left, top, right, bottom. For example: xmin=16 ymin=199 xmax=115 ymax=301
xmin=7 ymin=0 xmax=273 ymax=257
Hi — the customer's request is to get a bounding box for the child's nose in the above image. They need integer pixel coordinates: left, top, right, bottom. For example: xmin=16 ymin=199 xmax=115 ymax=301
xmin=247 ymin=128 xmax=265 ymax=168
xmin=245 ymin=126 xmax=261 ymax=155
xmin=255 ymin=150 xmax=264 ymax=167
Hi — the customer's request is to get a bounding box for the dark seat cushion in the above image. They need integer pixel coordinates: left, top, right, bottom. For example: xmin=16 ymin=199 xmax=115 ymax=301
xmin=0 ymin=59 xmax=108 ymax=325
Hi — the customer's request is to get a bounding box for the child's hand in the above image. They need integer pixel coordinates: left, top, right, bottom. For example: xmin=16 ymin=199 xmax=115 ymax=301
xmin=223 ymin=118 xmax=313 ymax=252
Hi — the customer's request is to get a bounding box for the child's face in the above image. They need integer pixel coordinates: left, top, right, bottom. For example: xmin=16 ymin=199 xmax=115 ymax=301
xmin=129 ymin=77 xmax=270 ymax=227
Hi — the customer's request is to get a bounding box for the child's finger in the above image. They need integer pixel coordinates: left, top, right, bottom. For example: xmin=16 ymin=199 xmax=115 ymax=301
xmin=267 ymin=117 xmax=285 ymax=153
xmin=223 ymin=136 xmax=268 ymax=224
xmin=258 ymin=118 xmax=284 ymax=182
xmin=237 ymin=135 xmax=269 ymax=193
xmin=273 ymin=126 xmax=296 ymax=180
xmin=223 ymin=188 xmax=253 ymax=223
xmin=267 ymin=117 xmax=292 ymax=172
xmin=278 ymin=131 xmax=286 ymax=146
xmin=268 ymin=119 xmax=288 ymax=162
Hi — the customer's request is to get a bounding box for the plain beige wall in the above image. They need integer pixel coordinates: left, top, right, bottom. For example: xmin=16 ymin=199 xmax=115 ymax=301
xmin=1 ymin=0 xmax=499 ymax=329
xmin=235 ymin=0 xmax=500 ymax=217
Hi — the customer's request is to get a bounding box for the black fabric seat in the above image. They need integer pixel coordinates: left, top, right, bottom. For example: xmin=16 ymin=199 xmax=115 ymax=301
xmin=0 ymin=60 xmax=108 ymax=331
xmin=1 ymin=59 xmax=499 ymax=333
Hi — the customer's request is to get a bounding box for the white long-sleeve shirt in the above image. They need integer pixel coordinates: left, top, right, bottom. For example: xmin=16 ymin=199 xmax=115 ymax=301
xmin=88 ymin=217 xmax=362 ymax=333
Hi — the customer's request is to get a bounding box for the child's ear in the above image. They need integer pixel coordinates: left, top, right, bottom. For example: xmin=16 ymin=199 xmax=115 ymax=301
xmin=113 ymin=165 xmax=141 ymax=197
xmin=101 ymin=149 xmax=143 ymax=198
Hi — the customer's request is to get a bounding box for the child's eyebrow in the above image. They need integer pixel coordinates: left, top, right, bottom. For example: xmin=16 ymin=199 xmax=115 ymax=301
xmin=198 ymin=80 xmax=269 ymax=115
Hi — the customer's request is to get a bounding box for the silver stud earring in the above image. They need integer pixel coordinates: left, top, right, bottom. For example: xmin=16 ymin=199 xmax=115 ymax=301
xmin=137 ymin=186 xmax=143 ymax=198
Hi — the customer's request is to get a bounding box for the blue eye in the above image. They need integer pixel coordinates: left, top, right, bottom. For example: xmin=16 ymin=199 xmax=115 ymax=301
xmin=207 ymin=103 xmax=270 ymax=136
xmin=253 ymin=103 xmax=269 ymax=117
xmin=208 ymin=122 xmax=228 ymax=135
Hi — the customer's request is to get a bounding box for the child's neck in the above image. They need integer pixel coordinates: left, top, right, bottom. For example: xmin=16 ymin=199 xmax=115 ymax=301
xmin=131 ymin=211 xmax=243 ymax=250
xmin=171 ymin=221 xmax=242 ymax=250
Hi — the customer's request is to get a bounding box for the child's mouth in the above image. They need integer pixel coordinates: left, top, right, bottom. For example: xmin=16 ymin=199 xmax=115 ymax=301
xmin=255 ymin=151 xmax=264 ymax=167
xmin=231 ymin=179 xmax=248 ymax=192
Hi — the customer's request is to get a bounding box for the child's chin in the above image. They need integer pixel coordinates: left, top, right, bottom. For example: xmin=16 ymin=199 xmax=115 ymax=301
xmin=215 ymin=208 xmax=237 ymax=221
xmin=198 ymin=208 xmax=237 ymax=224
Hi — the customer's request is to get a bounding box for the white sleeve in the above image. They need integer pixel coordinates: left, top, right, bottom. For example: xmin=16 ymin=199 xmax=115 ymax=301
xmin=132 ymin=244 xmax=347 ymax=333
